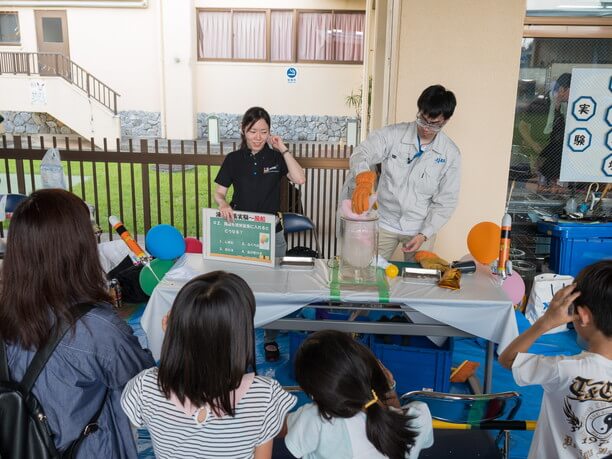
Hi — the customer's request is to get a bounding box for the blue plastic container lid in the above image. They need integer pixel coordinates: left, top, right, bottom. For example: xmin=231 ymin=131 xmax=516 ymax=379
xmin=537 ymin=221 xmax=612 ymax=239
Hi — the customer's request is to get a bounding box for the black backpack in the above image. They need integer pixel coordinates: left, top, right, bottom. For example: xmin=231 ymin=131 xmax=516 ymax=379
xmin=0 ymin=303 xmax=107 ymax=459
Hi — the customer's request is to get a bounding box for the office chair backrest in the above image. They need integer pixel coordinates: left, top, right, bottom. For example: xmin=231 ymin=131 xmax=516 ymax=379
xmin=281 ymin=212 xmax=315 ymax=233
xmin=281 ymin=212 xmax=321 ymax=258
xmin=3 ymin=193 xmax=28 ymax=219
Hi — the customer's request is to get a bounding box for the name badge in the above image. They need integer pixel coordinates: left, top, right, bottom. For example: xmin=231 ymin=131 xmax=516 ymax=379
xmin=263 ymin=165 xmax=280 ymax=174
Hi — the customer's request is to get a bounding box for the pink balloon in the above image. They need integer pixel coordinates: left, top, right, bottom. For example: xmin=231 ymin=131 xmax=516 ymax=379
xmin=502 ymin=271 xmax=525 ymax=305
xmin=184 ymin=237 xmax=203 ymax=254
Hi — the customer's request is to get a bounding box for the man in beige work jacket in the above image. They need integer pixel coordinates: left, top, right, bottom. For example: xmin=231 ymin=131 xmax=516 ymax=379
xmin=344 ymin=84 xmax=461 ymax=261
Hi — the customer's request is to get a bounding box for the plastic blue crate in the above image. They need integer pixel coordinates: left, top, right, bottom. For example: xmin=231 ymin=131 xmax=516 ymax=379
xmin=288 ymin=310 xmax=371 ymax=378
xmin=370 ymin=335 xmax=453 ymax=395
xmin=538 ymin=222 xmax=612 ymax=277
xmin=288 ymin=331 xmax=309 ymax=379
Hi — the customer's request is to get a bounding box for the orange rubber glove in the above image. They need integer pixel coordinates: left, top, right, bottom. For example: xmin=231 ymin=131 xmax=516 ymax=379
xmin=351 ymin=171 xmax=377 ymax=214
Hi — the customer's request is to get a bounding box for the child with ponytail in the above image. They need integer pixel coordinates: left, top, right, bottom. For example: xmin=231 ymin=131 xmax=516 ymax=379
xmin=286 ymin=330 xmax=433 ymax=459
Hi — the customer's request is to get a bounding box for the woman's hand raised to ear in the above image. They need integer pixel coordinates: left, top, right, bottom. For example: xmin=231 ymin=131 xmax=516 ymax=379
xmin=268 ymin=135 xmax=287 ymax=152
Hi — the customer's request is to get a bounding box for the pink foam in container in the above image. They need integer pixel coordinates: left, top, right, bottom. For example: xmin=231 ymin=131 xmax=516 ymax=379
xmin=340 ymin=195 xmax=377 ymax=220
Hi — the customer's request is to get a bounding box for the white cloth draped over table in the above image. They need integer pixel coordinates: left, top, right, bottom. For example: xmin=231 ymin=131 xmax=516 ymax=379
xmin=141 ymin=254 xmax=518 ymax=360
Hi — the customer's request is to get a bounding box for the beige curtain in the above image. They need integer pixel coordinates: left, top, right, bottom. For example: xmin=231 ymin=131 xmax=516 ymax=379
xmin=334 ymin=13 xmax=364 ymax=62
xmin=233 ymin=11 xmax=266 ymax=60
xmin=198 ymin=10 xmax=364 ymax=62
xmin=198 ymin=11 xmax=231 ymax=59
xmin=298 ymin=12 xmax=333 ymax=61
xmin=271 ymin=11 xmax=293 ymax=61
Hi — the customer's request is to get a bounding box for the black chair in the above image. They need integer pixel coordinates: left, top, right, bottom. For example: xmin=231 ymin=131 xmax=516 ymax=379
xmin=281 ymin=212 xmax=321 ymax=258
xmin=401 ymin=390 xmax=529 ymax=459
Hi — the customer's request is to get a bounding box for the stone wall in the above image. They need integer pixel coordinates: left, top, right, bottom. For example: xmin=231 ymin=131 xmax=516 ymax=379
xmin=0 ymin=111 xmax=75 ymax=135
xmin=120 ymin=111 xmax=161 ymax=138
xmin=0 ymin=110 xmax=353 ymax=142
xmin=197 ymin=112 xmax=354 ymax=142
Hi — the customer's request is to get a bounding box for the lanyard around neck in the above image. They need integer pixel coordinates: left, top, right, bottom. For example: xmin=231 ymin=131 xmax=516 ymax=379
xmin=407 ymin=135 xmax=428 ymax=165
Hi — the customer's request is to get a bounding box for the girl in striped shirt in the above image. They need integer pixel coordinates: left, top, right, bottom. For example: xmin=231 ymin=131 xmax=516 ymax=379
xmin=121 ymin=271 xmax=296 ymax=458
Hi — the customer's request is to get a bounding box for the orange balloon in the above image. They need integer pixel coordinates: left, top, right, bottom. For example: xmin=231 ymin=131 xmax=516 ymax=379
xmin=467 ymin=222 xmax=501 ymax=264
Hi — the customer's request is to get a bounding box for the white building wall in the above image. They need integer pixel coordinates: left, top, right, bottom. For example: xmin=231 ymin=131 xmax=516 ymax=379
xmin=194 ymin=0 xmax=366 ymax=124
xmin=196 ymin=63 xmax=362 ymax=116
xmin=393 ymin=0 xmax=526 ymax=260
xmin=0 ymin=5 xmax=161 ymax=112
xmin=1 ymin=0 xmax=366 ymax=139
xmin=67 ymin=4 xmax=161 ymax=112
xmin=1 ymin=75 xmax=120 ymax=145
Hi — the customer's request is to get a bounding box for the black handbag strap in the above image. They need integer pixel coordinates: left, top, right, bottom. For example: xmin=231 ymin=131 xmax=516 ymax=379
xmin=0 ymin=302 xmax=108 ymax=458
xmin=0 ymin=338 xmax=9 ymax=381
xmin=61 ymin=388 xmax=109 ymax=459
xmin=20 ymin=303 xmax=95 ymax=393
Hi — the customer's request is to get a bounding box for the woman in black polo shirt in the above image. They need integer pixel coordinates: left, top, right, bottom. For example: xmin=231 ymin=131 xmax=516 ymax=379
xmin=214 ymin=106 xmax=305 ymax=360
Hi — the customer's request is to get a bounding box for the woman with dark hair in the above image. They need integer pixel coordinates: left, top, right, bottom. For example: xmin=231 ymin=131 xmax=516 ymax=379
xmin=0 ymin=189 xmax=155 ymax=458
xmin=214 ymin=106 xmax=306 ymax=255
xmin=214 ymin=106 xmax=306 ymax=361
xmin=286 ymin=330 xmax=433 ymax=459
xmin=121 ymin=271 xmax=296 ymax=459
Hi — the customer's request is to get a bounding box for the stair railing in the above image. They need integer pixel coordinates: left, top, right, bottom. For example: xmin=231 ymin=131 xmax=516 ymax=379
xmin=0 ymin=51 xmax=120 ymax=114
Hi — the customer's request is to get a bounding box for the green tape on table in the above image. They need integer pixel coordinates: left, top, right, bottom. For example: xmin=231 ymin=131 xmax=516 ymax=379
xmin=329 ymin=262 xmax=341 ymax=302
xmin=376 ymin=268 xmax=389 ymax=303
xmin=328 ymin=264 xmax=390 ymax=303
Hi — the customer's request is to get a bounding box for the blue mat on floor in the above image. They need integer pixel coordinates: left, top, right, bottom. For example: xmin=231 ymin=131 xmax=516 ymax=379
xmin=128 ymin=307 xmax=581 ymax=459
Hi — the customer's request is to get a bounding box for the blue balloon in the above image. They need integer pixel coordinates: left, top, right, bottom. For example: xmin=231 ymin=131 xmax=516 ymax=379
xmin=145 ymin=224 xmax=186 ymax=260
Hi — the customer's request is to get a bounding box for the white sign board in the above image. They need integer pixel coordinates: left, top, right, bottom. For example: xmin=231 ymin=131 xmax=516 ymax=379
xmin=560 ymin=68 xmax=612 ymax=183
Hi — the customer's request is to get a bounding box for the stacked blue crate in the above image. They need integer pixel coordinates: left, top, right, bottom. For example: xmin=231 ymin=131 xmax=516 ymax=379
xmin=288 ymin=309 xmax=453 ymax=393
xmin=538 ymin=221 xmax=612 ymax=277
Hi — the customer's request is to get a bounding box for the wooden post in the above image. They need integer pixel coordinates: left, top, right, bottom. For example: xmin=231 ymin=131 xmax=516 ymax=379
xmin=13 ymin=136 xmax=27 ymax=195
xmin=140 ymin=139 xmax=152 ymax=232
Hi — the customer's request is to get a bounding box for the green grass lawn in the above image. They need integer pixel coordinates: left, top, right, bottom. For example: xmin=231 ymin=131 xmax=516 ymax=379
xmin=0 ymin=159 xmax=232 ymax=237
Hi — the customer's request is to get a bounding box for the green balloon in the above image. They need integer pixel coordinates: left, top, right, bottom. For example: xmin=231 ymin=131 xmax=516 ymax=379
xmin=139 ymin=259 xmax=175 ymax=296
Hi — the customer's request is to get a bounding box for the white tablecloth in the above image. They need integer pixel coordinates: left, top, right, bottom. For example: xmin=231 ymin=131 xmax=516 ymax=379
xmin=141 ymin=254 xmax=518 ymax=359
